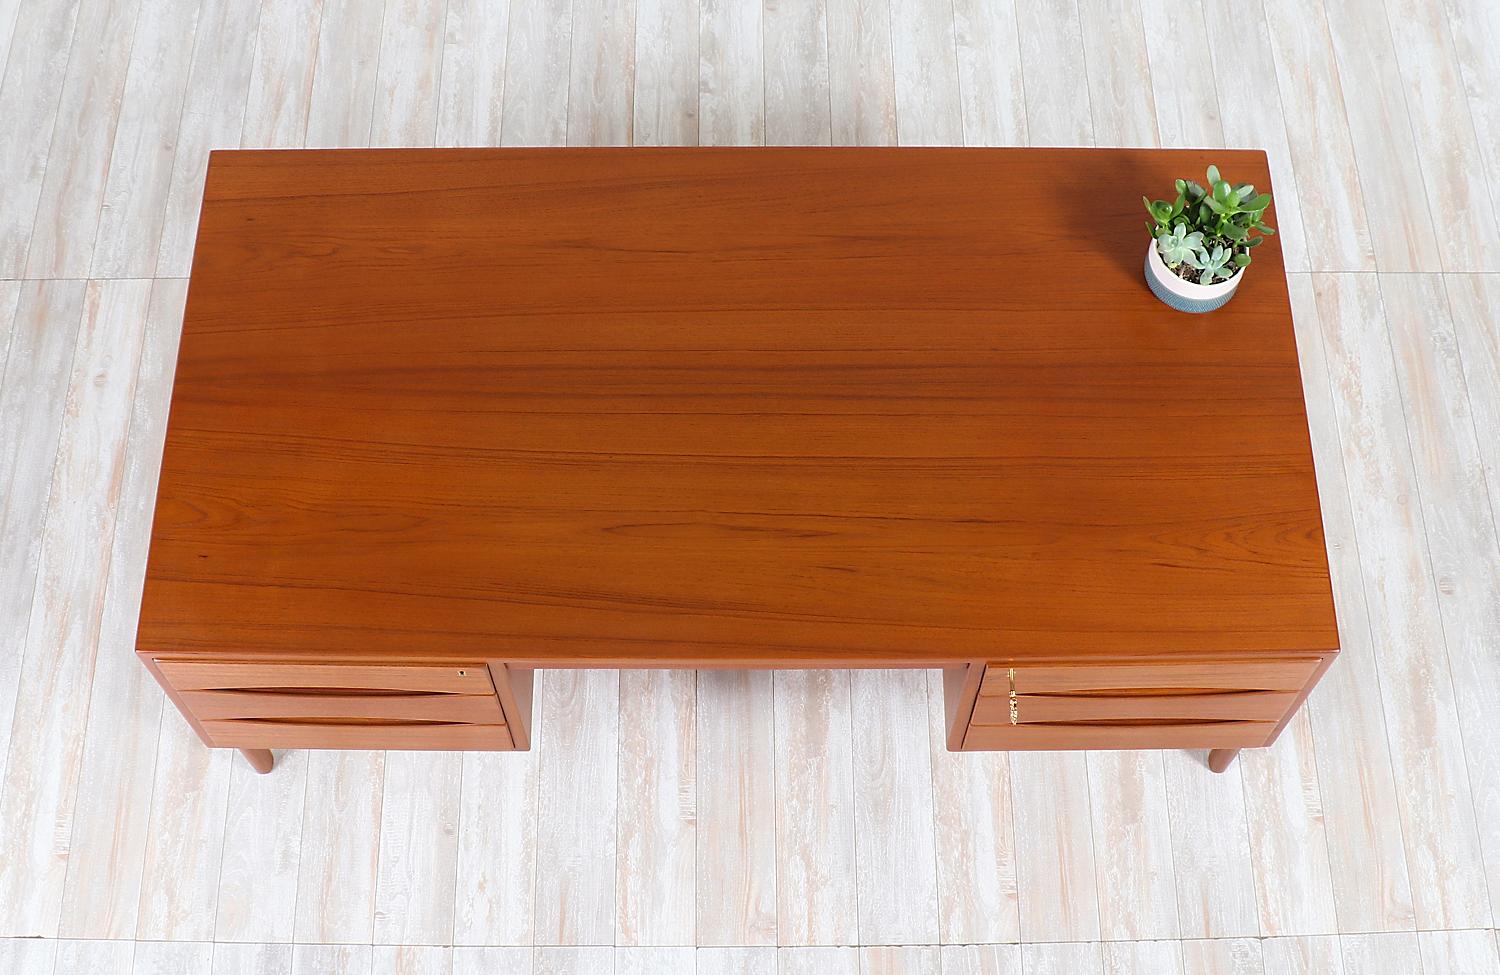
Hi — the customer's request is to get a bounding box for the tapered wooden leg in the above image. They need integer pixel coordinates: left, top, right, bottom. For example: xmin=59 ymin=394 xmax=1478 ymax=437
xmin=1207 ymin=748 xmax=1239 ymax=773
xmin=239 ymin=748 xmax=275 ymax=774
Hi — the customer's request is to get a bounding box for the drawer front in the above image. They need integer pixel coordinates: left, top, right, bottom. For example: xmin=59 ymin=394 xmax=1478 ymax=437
xmin=961 ymin=657 xmax=1321 ymax=751
xmin=155 ymin=659 xmax=518 ymax=751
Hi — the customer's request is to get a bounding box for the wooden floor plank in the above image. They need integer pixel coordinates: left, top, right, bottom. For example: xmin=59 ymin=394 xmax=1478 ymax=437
xmin=1286 ymin=275 xmax=1416 ymax=933
xmin=290 ymin=944 xmax=372 ymax=975
xmin=57 ymin=279 xmax=186 ymax=940
xmin=1076 ymin=0 xmax=1159 ymax=147
xmin=1021 ymin=942 xmax=1103 ymax=975
xmin=370 ymin=946 xmax=451 ymax=975
xmin=0 ymin=281 xmax=86 ymax=801
xmin=1316 ymin=271 xmax=1492 ymax=929
xmin=850 ymin=669 xmax=940 ymax=945
xmin=1418 ymin=929 xmax=1500 ymax=975
xmin=1011 ymin=751 xmax=1101 ymax=942
xmin=215 ymin=750 xmax=309 ymax=943
xmin=1446 ymin=274 xmax=1500 ymax=528
xmin=763 ymin=0 xmax=831 ymax=146
xmin=889 ymin=0 xmax=963 ymax=145
xmin=1342 ymin=932 xmax=1422 ymax=975
xmin=0 ymin=0 xmax=81 ymax=274
xmin=23 ymin=0 xmax=142 ymax=277
xmin=616 ymin=670 xmax=695 ymax=946
xmin=696 ymin=670 xmax=777 ymax=946
xmin=699 ymin=0 xmax=764 ymax=145
xmin=373 ymin=752 xmax=462 ymax=945
xmin=370 ymin=0 xmax=446 ymax=147
xmin=632 ymin=0 xmax=696 ymax=145
xmin=0 ymin=280 xmax=150 ymax=938
xmin=437 ymin=0 xmax=510 ymax=146
xmin=1101 ymin=940 xmax=1183 ymax=975
xmin=1382 ymin=273 xmax=1500 ymax=925
xmin=826 ymin=0 xmax=897 ymax=145
xmin=1180 ymin=939 xmax=1263 ymax=975
xmin=1240 ymin=711 xmax=1338 ymax=935
xmin=617 ymin=946 xmax=694 ymax=975
xmin=1139 ymin=0 xmax=1221 ymax=147
xmin=862 ymin=946 xmax=941 ymax=975
xmin=1384 ymin=0 xmax=1500 ymax=270
xmin=304 ymin=0 xmax=384 ymax=148
xmin=1321 ymin=0 xmax=1440 ymax=272
xmin=1259 ymin=0 xmax=1376 ymax=271
xmin=453 ymin=747 xmax=538 ymax=946
xmin=1201 ymin=0 xmax=1309 ymax=272
xmin=239 ymin=0 xmax=322 ymax=148
xmin=293 ymin=750 xmax=387 ymax=944
xmin=1162 ymin=750 xmax=1260 ymax=939
xmin=772 ymin=670 xmax=857 ymax=946
xmin=155 ymin=0 xmax=260 ymax=276
xmin=940 ymin=944 xmax=1022 ymax=975
xmin=134 ymin=708 xmax=233 ymax=941
xmin=1260 ymin=937 xmax=1344 ymax=975
xmin=951 ymin=0 xmax=1025 ymax=146
xmin=567 ymin=0 xmax=636 ymax=146
xmin=1445 ymin=0 xmax=1500 ymax=242
xmin=781 ymin=946 xmax=859 ymax=975
xmin=89 ymin=0 xmax=202 ymax=278
xmin=534 ymin=669 xmax=619 ymax=945
xmin=1087 ymin=750 xmax=1180 ymax=940
xmin=210 ymin=942 xmax=293 ymax=975
xmin=452 ymin=947 xmax=532 ymax=975
xmin=925 ymin=669 xmax=1019 ymax=945
xmin=1015 ymin=0 xmax=1092 ymax=146
xmin=133 ymin=941 xmax=214 ymax=975
xmin=500 ymin=0 xmax=571 ymax=146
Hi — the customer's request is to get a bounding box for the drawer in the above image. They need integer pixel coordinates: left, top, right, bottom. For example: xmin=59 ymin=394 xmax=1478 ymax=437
xmin=957 ymin=657 xmax=1321 ymax=751
xmin=154 ymin=659 xmax=525 ymax=751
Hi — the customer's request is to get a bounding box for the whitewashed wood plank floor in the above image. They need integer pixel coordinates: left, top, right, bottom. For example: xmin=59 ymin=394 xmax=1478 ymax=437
xmin=1 ymin=0 xmax=1498 ymax=971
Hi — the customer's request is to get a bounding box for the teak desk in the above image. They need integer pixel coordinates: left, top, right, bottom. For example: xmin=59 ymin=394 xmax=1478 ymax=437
xmin=138 ymin=148 xmax=1338 ymax=776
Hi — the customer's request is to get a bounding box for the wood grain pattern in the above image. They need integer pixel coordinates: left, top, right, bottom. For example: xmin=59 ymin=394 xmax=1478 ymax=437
xmin=1180 ymin=938 xmax=1263 ymax=975
xmin=1016 ymin=0 xmax=1092 ymax=146
xmin=373 ymin=751 xmax=462 ymax=944
xmin=453 ymin=748 xmax=538 ymax=946
xmin=695 ymin=671 xmax=776 ymax=945
xmin=1086 ymin=750 xmax=1180 ymax=940
xmin=763 ymin=0 xmax=831 ymax=146
xmin=210 ymin=942 xmax=294 ymax=975
xmin=567 ymin=0 xmax=636 ymax=146
xmin=632 ymin=0 xmax=696 ymax=145
xmin=239 ymin=0 xmax=322 ymax=149
xmin=292 ymin=749 xmax=386 ymax=943
xmin=0 ymin=0 xmax=81 ymax=274
xmin=1380 ymin=273 xmax=1500 ymax=924
xmin=698 ymin=0 xmax=763 ymax=145
xmin=57 ymin=280 xmax=187 ymax=941
xmin=0 ymin=280 xmax=150 ymax=937
xmin=772 ymin=670 xmax=856 ymax=945
xmin=1160 ymin=751 xmax=1259 ymax=939
xmin=304 ymin=0 xmax=383 ymax=148
xmin=370 ymin=0 xmax=446 ymax=148
xmin=534 ymin=669 xmax=619 ymax=945
xmin=617 ymin=669 xmax=696 ymax=945
xmin=941 ymin=944 xmax=1022 ymax=975
xmin=1140 ymin=0 xmax=1221 ymax=148
xmin=138 ymin=148 xmax=1332 ymax=679
xmin=1010 ymin=751 xmax=1100 ymax=942
xmin=825 ymin=0 xmax=897 ymax=145
xmin=436 ymin=0 xmax=510 ymax=147
xmin=215 ymin=750 xmax=308 ymax=942
xmin=1259 ymin=0 xmax=1375 ymax=271
xmin=89 ymin=0 xmax=202 ymax=278
xmin=156 ymin=0 xmax=262 ymax=276
xmin=925 ymin=669 xmax=1019 ymax=944
xmin=22 ymin=0 xmax=140 ymax=277
xmin=850 ymin=670 xmax=939 ymax=944
xmin=1076 ymin=0 xmax=1158 ymax=147
xmin=135 ymin=709 xmax=233 ymax=941
xmin=951 ymin=0 xmax=1025 ymax=147
xmin=889 ymin=0 xmax=962 ymax=145
xmin=1285 ymin=274 xmax=1415 ymax=932
xmin=1315 ymin=271 xmax=1491 ymax=928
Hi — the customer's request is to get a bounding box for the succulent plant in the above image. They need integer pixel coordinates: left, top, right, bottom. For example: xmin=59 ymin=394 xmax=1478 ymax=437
xmin=1155 ymin=224 xmax=1205 ymax=266
xmin=1186 ymin=244 xmax=1236 ymax=284
xmin=1143 ymin=164 xmax=1274 ymax=283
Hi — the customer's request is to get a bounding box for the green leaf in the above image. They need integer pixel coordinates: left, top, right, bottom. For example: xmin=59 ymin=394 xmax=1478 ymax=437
xmin=1206 ymin=164 xmax=1221 ymax=185
xmin=1175 ymin=178 xmax=1187 ymax=194
xmin=1204 ymin=195 xmax=1225 ymax=213
xmin=1235 ymin=183 xmax=1255 ymax=199
xmin=1233 ymin=252 xmax=1251 ymax=267
xmin=1245 ymin=235 xmax=1264 ymax=248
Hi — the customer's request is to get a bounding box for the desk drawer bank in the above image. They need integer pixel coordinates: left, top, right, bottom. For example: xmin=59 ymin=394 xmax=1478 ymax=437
xmin=137 ymin=147 xmax=1339 ymax=776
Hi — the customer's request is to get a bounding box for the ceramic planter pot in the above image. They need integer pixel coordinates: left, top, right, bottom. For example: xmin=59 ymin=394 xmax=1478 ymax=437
xmin=1144 ymin=240 xmax=1243 ymax=314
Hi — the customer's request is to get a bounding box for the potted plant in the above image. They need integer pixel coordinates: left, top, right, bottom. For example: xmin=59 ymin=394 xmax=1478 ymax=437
xmin=1142 ymin=165 xmax=1275 ymax=313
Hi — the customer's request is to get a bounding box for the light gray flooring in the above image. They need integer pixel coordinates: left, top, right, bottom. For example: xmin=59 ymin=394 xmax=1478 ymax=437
xmin=2 ymin=0 xmax=1500 ymax=972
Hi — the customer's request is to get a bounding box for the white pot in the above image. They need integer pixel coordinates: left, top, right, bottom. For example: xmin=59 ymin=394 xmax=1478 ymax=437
xmin=1144 ymin=239 xmax=1243 ymax=313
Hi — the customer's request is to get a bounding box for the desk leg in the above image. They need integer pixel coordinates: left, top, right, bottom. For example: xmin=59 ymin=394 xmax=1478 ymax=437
xmin=239 ymin=748 xmax=275 ymax=774
xmin=1208 ymin=748 xmax=1239 ymax=773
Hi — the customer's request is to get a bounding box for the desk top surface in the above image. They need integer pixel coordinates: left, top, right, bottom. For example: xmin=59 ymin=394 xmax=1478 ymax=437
xmin=138 ymin=148 xmax=1337 ymax=666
